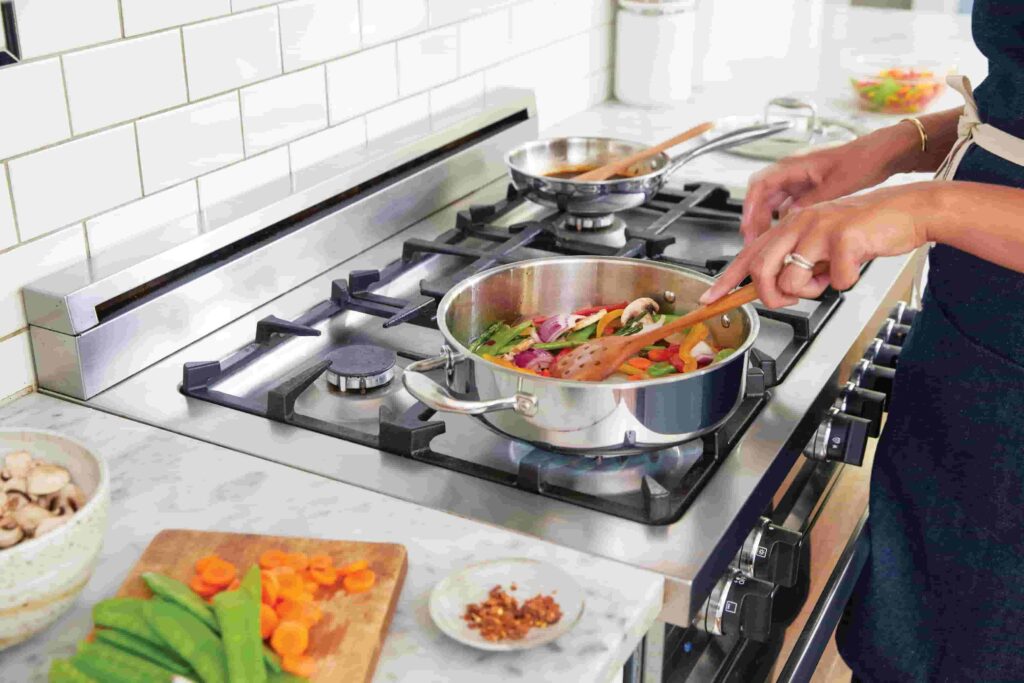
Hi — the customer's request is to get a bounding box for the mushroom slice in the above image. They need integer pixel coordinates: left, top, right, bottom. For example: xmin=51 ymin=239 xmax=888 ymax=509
xmin=34 ymin=515 xmax=70 ymax=537
xmin=13 ymin=503 xmax=53 ymax=535
xmin=27 ymin=464 xmax=70 ymax=497
xmin=2 ymin=476 xmax=27 ymax=495
xmin=0 ymin=516 xmax=24 ymax=548
xmin=621 ymin=298 xmax=660 ymax=326
xmin=41 ymin=483 xmax=87 ymax=515
xmin=5 ymin=491 xmax=30 ymax=513
xmin=4 ymin=451 xmax=33 ymax=479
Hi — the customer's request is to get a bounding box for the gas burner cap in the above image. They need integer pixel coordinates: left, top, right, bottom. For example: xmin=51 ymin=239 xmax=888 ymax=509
xmin=325 ymin=345 xmax=397 ymax=393
xmin=563 ymin=214 xmax=618 ymax=230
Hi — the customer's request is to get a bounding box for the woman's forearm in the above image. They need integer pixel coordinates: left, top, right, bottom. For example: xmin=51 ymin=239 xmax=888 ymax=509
xmin=928 ymin=181 xmax=1024 ymax=273
xmin=889 ymin=107 xmax=963 ymax=174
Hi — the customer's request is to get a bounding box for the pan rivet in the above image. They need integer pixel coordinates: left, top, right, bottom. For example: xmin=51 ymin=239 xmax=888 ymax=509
xmin=663 ymin=290 xmax=676 ymax=303
xmin=721 ymin=314 xmax=731 ymax=328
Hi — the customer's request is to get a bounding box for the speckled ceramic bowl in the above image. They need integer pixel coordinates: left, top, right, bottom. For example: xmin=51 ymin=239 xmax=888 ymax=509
xmin=0 ymin=429 xmax=109 ymax=650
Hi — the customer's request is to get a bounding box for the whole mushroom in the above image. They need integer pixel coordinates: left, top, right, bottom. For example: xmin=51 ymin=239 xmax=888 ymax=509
xmin=621 ymin=297 xmax=660 ymax=326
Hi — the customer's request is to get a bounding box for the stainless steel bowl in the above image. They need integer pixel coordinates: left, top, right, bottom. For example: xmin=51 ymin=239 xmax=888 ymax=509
xmin=403 ymin=257 xmax=760 ymax=455
xmin=504 ymin=122 xmax=790 ymax=221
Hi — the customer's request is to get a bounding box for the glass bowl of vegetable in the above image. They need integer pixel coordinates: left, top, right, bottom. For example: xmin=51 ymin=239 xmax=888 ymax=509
xmin=849 ymin=56 xmax=949 ymax=114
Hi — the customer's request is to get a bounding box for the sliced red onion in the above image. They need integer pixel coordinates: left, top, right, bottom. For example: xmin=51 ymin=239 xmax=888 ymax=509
xmin=691 ymin=341 xmax=714 ymax=358
xmin=514 ymin=348 xmax=555 ymax=371
xmin=696 ymin=355 xmax=715 ymax=368
xmin=538 ymin=314 xmax=579 ymax=342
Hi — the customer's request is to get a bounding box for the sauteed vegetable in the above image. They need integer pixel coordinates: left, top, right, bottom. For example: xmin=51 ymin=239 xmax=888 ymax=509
xmin=468 ymin=297 xmax=736 ymax=381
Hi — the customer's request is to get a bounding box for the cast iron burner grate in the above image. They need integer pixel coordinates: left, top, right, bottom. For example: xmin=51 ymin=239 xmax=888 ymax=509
xmin=180 ymin=183 xmax=849 ymax=525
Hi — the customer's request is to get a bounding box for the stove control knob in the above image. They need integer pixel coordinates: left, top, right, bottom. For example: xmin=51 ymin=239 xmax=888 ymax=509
xmin=890 ymin=301 xmax=920 ymax=326
xmin=851 ymin=359 xmax=896 ymax=399
xmin=739 ymin=518 xmax=803 ymax=588
xmin=839 ymin=382 xmax=886 ymax=437
xmin=877 ymin=318 xmax=911 ymax=347
xmin=805 ymin=407 xmax=871 ymax=466
xmin=698 ymin=570 xmax=775 ymax=642
xmin=862 ymin=338 xmax=902 ymax=369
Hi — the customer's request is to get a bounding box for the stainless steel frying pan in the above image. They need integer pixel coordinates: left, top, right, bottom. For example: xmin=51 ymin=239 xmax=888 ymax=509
xmin=505 ymin=121 xmax=790 ymax=222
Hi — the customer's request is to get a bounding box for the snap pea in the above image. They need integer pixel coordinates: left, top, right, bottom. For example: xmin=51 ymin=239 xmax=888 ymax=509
xmin=468 ymin=322 xmax=501 ymax=353
xmin=71 ymin=641 xmax=176 ymax=683
xmin=143 ymin=572 xmax=219 ymax=632
xmin=714 ymin=348 xmax=736 ymax=362
xmin=146 ymin=599 xmax=228 ymax=683
xmin=48 ymin=659 xmax=98 ymax=683
xmin=532 ymin=339 xmax=586 ymax=351
xmin=267 ymin=673 xmax=307 ymax=683
xmin=93 ymin=598 xmax=164 ymax=648
xmin=647 ymin=361 xmax=677 ymax=378
xmin=567 ymin=323 xmax=598 ymax=342
xmin=263 ymin=646 xmax=282 ymax=673
xmin=482 ymin=323 xmax=515 ymax=353
xmin=213 ymin=566 xmax=265 ymax=683
xmin=613 ymin=321 xmax=643 ymax=337
xmin=95 ymin=628 xmax=193 ymax=676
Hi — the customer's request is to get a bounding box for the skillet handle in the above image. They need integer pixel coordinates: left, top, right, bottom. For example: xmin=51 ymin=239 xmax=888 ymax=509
xmin=403 ymin=351 xmax=539 ymax=417
xmin=665 ymin=121 xmax=792 ymax=175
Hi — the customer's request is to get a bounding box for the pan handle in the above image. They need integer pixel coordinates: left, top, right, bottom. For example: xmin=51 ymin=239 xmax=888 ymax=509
xmin=665 ymin=120 xmax=792 ymax=175
xmin=403 ymin=350 xmax=539 ymax=417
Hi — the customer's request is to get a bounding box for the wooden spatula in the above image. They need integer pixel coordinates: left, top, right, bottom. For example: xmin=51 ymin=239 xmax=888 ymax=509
xmin=550 ymin=283 xmax=758 ymax=381
xmin=572 ymin=121 xmax=715 ymax=181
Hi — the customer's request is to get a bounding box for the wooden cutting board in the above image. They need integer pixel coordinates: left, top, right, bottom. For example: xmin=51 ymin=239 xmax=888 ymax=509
xmin=116 ymin=529 xmax=407 ymax=683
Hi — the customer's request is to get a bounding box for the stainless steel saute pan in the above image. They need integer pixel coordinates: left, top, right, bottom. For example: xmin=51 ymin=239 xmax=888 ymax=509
xmin=402 ymin=257 xmax=759 ymax=455
xmin=504 ymin=121 xmax=790 ymax=222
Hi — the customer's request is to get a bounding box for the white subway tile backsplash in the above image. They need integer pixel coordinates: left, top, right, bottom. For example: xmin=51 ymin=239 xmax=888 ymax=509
xmin=365 ymin=94 xmax=430 ymax=143
xmin=0 ymin=224 xmax=87 ymax=338
xmin=429 ymin=0 xmax=512 ymax=27
xmin=326 ymin=44 xmax=398 ymax=124
xmin=396 ymin=27 xmax=457 ymax=96
xmin=231 ymin=0 xmax=282 ymax=11
xmin=0 ymin=166 xmax=15 ymax=251
xmin=360 ymin=0 xmax=428 ymax=46
xmin=137 ymin=94 xmax=245 ymax=193
xmin=183 ymin=9 xmax=283 ymax=99
xmin=198 ymin=148 xmax=291 ymax=227
xmin=121 ymin=0 xmax=232 ymax=36
xmin=63 ymin=31 xmax=188 ymax=134
xmin=510 ymin=0 xmax=574 ymax=55
xmin=0 ymin=332 xmax=34 ymax=400
xmin=458 ymin=9 xmax=511 ymax=74
xmin=85 ymin=182 xmax=200 ymax=254
xmin=289 ymin=117 xmax=365 ymax=189
xmin=429 ymin=73 xmax=485 ymax=120
xmin=0 ymin=59 xmax=71 ymax=160
xmin=241 ymin=68 xmax=328 ymax=155
xmin=13 ymin=0 xmax=121 ymax=59
xmin=279 ymin=0 xmax=361 ymax=72
xmin=8 ymin=126 xmax=141 ymax=241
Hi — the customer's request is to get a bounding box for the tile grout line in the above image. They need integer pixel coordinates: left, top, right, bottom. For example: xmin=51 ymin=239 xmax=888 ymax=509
xmin=116 ymin=0 xmax=126 ymax=38
xmin=131 ymin=121 xmax=146 ymax=197
xmin=237 ymin=90 xmax=248 ymax=159
xmin=178 ymin=27 xmax=192 ymax=102
xmin=3 ymin=161 xmax=22 ymax=243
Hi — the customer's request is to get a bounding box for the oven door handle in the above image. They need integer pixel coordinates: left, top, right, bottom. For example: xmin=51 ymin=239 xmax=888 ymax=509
xmin=775 ymin=510 xmax=870 ymax=683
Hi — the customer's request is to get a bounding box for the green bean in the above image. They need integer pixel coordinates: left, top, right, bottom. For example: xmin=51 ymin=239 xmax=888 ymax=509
xmin=48 ymin=659 xmax=98 ymax=683
xmin=267 ymin=672 xmax=307 ymax=683
xmin=143 ymin=572 xmax=219 ymax=632
xmin=146 ymin=599 xmax=228 ymax=683
xmin=647 ymin=362 xmax=677 ymax=378
xmin=567 ymin=323 xmax=598 ymax=342
xmin=95 ymin=628 xmax=193 ymax=676
xmin=213 ymin=566 xmax=265 ymax=683
xmin=468 ymin=322 xmax=501 ymax=353
xmin=263 ymin=646 xmax=282 ymax=673
xmin=714 ymin=348 xmax=736 ymax=362
xmin=71 ymin=641 xmax=176 ymax=683
xmin=532 ymin=340 xmax=586 ymax=351
xmin=93 ymin=598 xmax=164 ymax=648
xmin=613 ymin=321 xmax=642 ymax=337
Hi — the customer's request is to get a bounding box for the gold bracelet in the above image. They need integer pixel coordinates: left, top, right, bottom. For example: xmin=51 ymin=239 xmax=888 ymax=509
xmin=901 ymin=117 xmax=928 ymax=153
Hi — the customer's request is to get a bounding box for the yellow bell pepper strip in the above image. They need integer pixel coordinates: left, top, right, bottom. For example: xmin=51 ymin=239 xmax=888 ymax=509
xmin=626 ymin=357 xmax=653 ymax=370
xmin=596 ymin=309 xmax=623 ymax=337
xmin=482 ymin=354 xmax=539 ymax=375
xmin=617 ymin=363 xmax=645 ymax=376
xmin=679 ymin=322 xmax=709 ymax=358
xmin=626 ymin=374 xmax=649 ymax=381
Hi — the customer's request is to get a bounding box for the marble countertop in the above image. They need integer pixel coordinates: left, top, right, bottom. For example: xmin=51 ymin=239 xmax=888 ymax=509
xmin=0 ymin=393 xmax=662 ymax=683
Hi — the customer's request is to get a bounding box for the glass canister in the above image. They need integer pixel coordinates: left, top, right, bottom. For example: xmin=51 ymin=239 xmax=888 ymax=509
xmin=615 ymin=0 xmax=698 ymax=107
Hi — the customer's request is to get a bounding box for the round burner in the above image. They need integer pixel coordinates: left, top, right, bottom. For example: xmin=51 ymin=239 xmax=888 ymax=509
xmin=562 ymin=214 xmax=619 ymax=231
xmin=325 ymin=345 xmax=396 ymax=393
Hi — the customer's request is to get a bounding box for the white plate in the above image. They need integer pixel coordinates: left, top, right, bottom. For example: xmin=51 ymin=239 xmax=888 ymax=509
xmin=429 ymin=558 xmax=585 ymax=652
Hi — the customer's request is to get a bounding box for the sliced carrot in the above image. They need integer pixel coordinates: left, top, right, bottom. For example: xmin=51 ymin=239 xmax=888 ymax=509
xmin=338 ymin=559 xmax=369 ymax=577
xmin=626 ymin=374 xmax=650 ymax=381
xmin=261 ymin=570 xmax=280 ymax=606
xmin=309 ymin=566 xmax=338 ymax=586
xmin=343 ymin=568 xmax=376 ymax=594
xmin=281 ymin=654 xmax=317 ymax=677
xmin=259 ymin=549 xmax=288 ymax=570
xmin=189 ymin=574 xmax=219 ymax=598
xmin=627 ymin=356 xmax=652 ymax=370
xmin=194 ymin=554 xmax=221 ymax=574
xmin=276 ymin=571 xmax=303 ymax=591
xmin=201 ymin=560 xmax=237 ymax=588
xmin=283 ymin=552 xmax=309 ymax=572
xmin=272 ymin=566 xmax=297 ymax=578
xmin=276 ymin=599 xmax=322 ymax=628
xmin=304 ymin=579 xmax=319 ymax=594
xmin=260 ymin=603 xmax=279 ymax=639
xmin=309 ymin=554 xmax=333 ymax=571
xmin=270 ymin=620 xmax=309 ymax=657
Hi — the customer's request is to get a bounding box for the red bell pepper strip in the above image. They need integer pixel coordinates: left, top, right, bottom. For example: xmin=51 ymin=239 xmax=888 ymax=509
xmin=573 ymin=302 xmax=628 ymax=317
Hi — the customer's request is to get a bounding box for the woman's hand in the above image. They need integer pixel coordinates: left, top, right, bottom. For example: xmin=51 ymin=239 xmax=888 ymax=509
xmin=702 ymin=183 xmax=938 ymax=309
xmin=740 ymin=123 xmax=924 ymax=244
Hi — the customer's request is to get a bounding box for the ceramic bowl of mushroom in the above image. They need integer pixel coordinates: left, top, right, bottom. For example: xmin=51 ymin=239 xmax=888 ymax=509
xmin=0 ymin=429 xmax=109 ymax=650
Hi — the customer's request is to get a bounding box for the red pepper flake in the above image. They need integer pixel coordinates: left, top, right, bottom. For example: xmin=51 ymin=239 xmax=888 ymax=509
xmin=462 ymin=585 xmax=563 ymax=642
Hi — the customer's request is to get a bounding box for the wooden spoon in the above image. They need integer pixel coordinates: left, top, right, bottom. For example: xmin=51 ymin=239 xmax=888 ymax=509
xmin=572 ymin=121 xmax=714 ymax=181
xmin=550 ymin=283 xmax=758 ymax=381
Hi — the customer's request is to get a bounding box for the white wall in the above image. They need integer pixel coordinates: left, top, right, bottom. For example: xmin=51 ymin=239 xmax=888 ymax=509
xmin=0 ymin=0 xmax=614 ymax=402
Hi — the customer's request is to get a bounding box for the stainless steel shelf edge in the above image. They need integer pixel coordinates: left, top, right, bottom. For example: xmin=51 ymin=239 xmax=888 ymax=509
xmin=23 ymin=89 xmax=537 ymax=336
xmin=27 ymin=95 xmax=538 ymax=399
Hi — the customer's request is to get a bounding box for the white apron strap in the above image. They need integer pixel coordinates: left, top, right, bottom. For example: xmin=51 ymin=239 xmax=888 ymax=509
xmin=935 ymin=74 xmax=1024 ymax=180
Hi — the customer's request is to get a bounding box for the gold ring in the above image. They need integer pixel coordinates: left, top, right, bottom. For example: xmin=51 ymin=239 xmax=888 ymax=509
xmin=783 ymin=252 xmax=815 ymax=270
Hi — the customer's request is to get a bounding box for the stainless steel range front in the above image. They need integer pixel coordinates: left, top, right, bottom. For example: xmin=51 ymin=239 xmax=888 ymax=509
xmin=24 ymin=90 xmax=923 ymax=681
